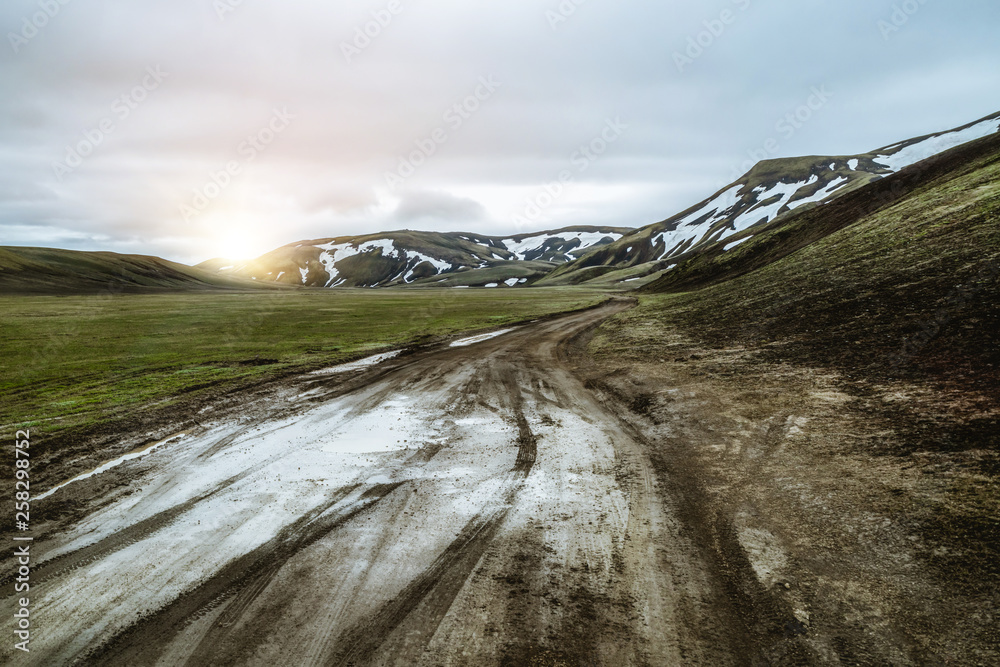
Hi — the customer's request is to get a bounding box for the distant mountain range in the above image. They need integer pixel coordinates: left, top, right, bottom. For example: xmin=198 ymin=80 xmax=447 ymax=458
xmin=196 ymin=109 xmax=999 ymax=289
xmin=197 ymin=227 xmax=631 ymax=289
xmin=3 ymin=109 xmax=997 ymax=293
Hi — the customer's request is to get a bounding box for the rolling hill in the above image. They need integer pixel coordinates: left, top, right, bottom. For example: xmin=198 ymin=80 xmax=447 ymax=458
xmin=0 ymin=246 xmax=275 ymax=294
xmin=541 ymin=109 xmax=1000 ymax=286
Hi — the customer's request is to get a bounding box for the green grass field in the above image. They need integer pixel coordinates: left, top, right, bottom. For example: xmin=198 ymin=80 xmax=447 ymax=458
xmin=1 ymin=288 xmax=606 ymax=436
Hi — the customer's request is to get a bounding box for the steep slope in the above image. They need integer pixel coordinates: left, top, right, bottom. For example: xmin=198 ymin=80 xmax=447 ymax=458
xmin=203 ymin=226 xmax=630 ymax=288
xmin=543 ymin=110 xmax=1000 ymax=285
xmin=638 ymin=129 xmax=1000 ymax=382
xmin=644 ymin=130 xmax=1000 ymax=294
xmin=0 ymin=246 xmax=273 ymax=294
xmin=583 ymin=122 xmax=1000 ymax=665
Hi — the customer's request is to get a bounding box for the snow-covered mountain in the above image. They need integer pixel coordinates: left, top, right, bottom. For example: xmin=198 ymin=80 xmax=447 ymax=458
xmin=197 ymin=110 xmax=1000 ymax=290
xmin=544 ymin=110 xmax=1000 ymax=285
xmin=198 ymin=227 xmax=631 ymax=288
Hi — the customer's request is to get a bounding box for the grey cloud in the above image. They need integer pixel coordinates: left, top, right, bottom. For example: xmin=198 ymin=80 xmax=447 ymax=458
xmin=392 ymin=190 xmax=487 ymax=225
xmin=0 ymin=0 xmax=998 ymax=263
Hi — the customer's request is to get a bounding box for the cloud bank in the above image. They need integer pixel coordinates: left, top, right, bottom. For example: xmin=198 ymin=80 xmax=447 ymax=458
xmin=1 ymin=0 xmax=998 ymax=263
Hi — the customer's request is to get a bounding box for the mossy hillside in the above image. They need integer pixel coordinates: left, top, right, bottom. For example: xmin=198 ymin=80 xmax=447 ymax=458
xmin=0 ymin=246 xmax=269 ymax=294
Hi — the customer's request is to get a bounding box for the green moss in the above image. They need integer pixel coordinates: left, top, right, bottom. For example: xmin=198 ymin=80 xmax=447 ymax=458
xmin=0 ymin=288 xmax=605 ymax=435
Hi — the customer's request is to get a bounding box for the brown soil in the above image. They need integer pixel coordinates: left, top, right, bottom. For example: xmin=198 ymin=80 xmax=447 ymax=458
xmin=2 ymin=300 xmax=995 ymax=665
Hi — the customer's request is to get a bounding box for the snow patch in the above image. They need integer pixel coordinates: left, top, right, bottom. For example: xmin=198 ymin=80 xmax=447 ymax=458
xmin=501 ymin=231 xmax=622 ymax=261
xmin=655 ymin=175 xmax=838 ymax=257
xmin=654 ymin=184 xmax=743 ymax=260
xmin=875 ymin=118 xmax=1000 ymax=172
xmin=310 ymin=350 xmax=402 ymax=375
xmin=788 ymin=176 xmax=849 ymax=209
xmin=316 ymin=239 xmax=400 ymax=286
xmin=316 ymin=396 xmax=436 ymax=454
xmin=311 ymin=240 xmax=456 ymax=286
xmin=723 ymin=237 xmax=752 ymax=252
xmin=724 ymin=176 xmax=819 ymax=237
xmin=403 ymin=251 xmax=453 ymax=282
xmin=450 ymin=328 xmax=517 ymax=347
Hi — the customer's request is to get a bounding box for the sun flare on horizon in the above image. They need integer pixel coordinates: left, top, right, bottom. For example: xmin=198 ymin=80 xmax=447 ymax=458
xmin=200 ymin=214 xmax=277 ymax=263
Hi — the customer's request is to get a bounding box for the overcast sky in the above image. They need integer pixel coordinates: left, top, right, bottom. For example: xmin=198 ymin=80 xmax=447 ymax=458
xmin=1 ymin=1 xmax=998 ymax=264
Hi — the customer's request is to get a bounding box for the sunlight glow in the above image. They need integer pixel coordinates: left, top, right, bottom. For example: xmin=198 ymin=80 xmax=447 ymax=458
xmin=203 ymin=212 xmax=273 ymax=261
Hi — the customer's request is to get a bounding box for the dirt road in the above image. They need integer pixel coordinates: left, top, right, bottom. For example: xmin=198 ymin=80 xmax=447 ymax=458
xmin=2 ymin=301 xmax=764 ymax=666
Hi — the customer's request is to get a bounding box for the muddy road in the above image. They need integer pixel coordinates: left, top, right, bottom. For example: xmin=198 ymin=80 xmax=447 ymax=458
xmin=3 ymin=301 xmax=760 ymax=666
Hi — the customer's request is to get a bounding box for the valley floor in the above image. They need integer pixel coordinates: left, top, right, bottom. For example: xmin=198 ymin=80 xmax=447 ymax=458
xmin=2 ymin=299 xmax=995 ymax=665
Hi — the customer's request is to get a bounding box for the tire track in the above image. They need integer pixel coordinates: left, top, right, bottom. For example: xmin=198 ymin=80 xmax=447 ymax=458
xmin=14 ymin=300 xmax=640 ymax=666
xmin=0 ymin=462 xmax=268 ymax=599
xmin=76 ymin=483 xmax=402 ymax=666
xmin=194 ymin=424 xmax=257 ymax=461
xmin=19 ymin=401 xmax=411 ymax=603
xmin=322 ymin=364 xmax=537 ymax=665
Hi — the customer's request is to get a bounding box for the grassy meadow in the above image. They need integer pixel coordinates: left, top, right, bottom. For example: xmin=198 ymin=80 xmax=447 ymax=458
xmin=1 ymin=288 xmax=606 ymax=437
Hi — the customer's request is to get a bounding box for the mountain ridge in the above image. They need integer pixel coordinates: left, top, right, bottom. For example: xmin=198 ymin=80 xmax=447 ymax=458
xmin=540 ymin=109 xmax=1000 ymax=286
xmin=201 ymin=107 xmax=998 ymax=290
xmin=199 ymin=226 xmax=633 ymax=288
xmin=6 ymin=109 xmax=998 ymax=294
xmin=642 ymin=129 xmax=1000 ymax=295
